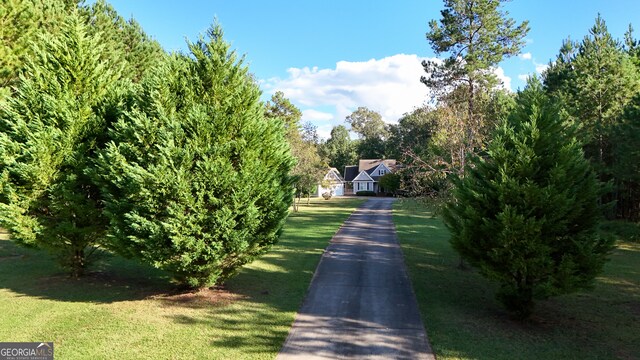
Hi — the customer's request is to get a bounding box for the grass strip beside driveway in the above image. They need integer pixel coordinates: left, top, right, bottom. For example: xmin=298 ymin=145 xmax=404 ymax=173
xmin=0 ymin=197 xmax=365 ymax=360
xmin=393 ymin=199 xmax=640 ymax=360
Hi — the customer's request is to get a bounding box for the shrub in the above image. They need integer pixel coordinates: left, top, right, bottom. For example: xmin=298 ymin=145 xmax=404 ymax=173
xmin=442 ymin=79 xmax=614 ymax=319
xmin=378 ymin=173 xmax=401 ymax=194
xmin=356 ymin=191 xmax=376 ymax=196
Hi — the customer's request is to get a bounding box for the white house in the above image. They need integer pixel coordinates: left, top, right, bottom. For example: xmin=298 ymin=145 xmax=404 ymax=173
xmin=317 ymin=167 xmax=345 ymax=197
xmin=344 ymin=159 xmax=397 ymax=194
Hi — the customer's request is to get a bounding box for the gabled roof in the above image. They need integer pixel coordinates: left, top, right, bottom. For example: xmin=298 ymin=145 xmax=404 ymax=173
xmin=358 ymin=159 xmax=397 ymax=172
xmin=344 ymin=165 xmax=359 ymax=182
xmin=352 ymin=170 xmax=374 ymax=182
xmin=366 ymin=162 xmax=392 ymax=181
xmin=325 ymin=168 xmax=344 ymax=182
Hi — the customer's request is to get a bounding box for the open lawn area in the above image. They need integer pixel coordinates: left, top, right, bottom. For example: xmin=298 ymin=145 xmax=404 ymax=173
xmin=393 ymin=199 xmax=640 ymax=359
xmin=0 ymin=197 xmax=364 ymax=359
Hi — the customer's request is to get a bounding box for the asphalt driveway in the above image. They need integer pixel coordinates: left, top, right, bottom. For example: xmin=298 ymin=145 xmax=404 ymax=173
xmin=277 ymin=198 xmax=435 ymax=359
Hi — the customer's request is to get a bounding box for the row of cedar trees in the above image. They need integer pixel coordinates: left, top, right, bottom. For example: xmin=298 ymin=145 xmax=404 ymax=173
xmin=0 ymin=1 xmax=299 ymax=288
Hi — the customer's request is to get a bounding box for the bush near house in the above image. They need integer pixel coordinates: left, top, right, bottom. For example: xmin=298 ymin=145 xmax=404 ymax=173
xmin=356 ymin=191 xmax=377 ymax=196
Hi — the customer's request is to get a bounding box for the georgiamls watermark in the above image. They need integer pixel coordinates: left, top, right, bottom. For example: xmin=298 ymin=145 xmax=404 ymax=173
xmin=0 ymin=343 xmax=53 ymax=360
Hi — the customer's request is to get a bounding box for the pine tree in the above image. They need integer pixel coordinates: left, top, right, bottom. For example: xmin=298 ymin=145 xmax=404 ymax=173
xmin=0 ymin=11 xmax=120 ymax=276
xmin=423 ymin=0 xmax=529 ymax=164
xmin=442 ymin=79 xmax=613 ymax=319
xmin=544 ymin=15 xmax=640 ymax=218
xmin=94 ymin=24 xmax=295 ymax=288
xmin=614 ymin=94 xmax=640 ymax=220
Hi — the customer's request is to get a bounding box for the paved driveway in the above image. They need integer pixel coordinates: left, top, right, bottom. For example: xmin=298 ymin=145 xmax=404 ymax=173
xmin=277 ymin=198 xmax=435 ymax=359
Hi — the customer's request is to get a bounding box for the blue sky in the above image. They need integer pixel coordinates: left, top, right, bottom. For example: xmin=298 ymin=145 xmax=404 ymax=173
xmin=99 ymin=0 xmax=640 ymax=138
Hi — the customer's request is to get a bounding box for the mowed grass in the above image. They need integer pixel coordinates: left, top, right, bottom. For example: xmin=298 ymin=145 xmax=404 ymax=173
xmin=393 ymin=199 xmax=640 ymax=360
xmin=0 ymin=197 xmax=365 ymax=359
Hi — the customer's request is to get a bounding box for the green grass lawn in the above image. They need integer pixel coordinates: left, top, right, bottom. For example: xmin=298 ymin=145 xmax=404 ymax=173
xmin=0 ymin=197 xmax=365 ymax=359
xmin=393 ymin=199 xmax=640 ymax=360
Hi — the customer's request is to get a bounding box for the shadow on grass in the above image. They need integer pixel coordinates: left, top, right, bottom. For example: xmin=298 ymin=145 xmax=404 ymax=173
xmin=0 ymin=198 xmax=366 ymax=356
xmin=0 ymin=239 xmax=176 ymax=303
xmin=393 ymin=199 xmax=640 ymax=360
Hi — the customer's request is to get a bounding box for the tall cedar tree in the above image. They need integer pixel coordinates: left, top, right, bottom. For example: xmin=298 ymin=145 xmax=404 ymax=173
xmin=79 ymin=0 xmax=165 ymax=83
xmin=94 ymin=25 xmax=295 ymax=288
xmin=544 ymin=15 xmax=640 ymax=218
xmin=423 ymin=0 xmax=528 ymax=166
xmin=442 ymin=79 xmax=613 ymax=319
xmin=0 ymin=11 xmax=119 ymax=276
xmin=0 ymin=0 xmax=72 ymax=97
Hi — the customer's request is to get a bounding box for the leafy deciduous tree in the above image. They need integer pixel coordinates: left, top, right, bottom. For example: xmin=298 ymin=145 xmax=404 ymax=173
xmin=320 ymin=125 xmax=357 ymax=175
xmin=345 ymin=107 xmax=388 ymax=159
xmin=264 ymin=92 xmax=325 ymax=210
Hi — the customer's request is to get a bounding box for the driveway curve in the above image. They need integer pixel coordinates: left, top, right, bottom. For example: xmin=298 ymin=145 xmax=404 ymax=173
xmin=277 ymin=198 xmax=435 ymax=359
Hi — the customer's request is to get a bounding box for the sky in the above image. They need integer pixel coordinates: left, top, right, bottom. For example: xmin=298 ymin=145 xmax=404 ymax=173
xmin=97 ymin=0 xmax=640 ymax=139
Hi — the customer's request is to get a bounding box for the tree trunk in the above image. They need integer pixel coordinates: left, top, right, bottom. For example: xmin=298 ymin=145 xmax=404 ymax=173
xmin=71 ymin=248 xmax=85 ymax=278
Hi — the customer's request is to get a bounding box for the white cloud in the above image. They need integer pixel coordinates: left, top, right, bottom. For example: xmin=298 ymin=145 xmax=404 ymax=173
xmin=315 ymin=124 xmax=334 ymax=140
xmin=518 ymin=74 xmax=529 ymax=81
xmin=493 ymin=67 xmax=512 ymax=91
xmin=535 ymin=63 xmax=549 ymax=74
xmin=302 ymin=109 xmax=333 ymax=122
xmin=265 ymin=54 xmax=512 ymax=139
xmin=265 ymin=54 xmax=433 ymax=126
xmin=519 ymin=52 xmax=532 ymax=60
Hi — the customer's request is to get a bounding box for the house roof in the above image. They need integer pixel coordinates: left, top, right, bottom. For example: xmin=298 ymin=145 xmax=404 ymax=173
xmin=353 ymin=170 xmax=374 ymax=182
xmin=343 ymin=165 xmax=359 ymax=182
xmin=365 ymin=162 xmax=393 ymax=181
xmin=325 ymin=168 xmax=344 ymax=182
xmin=358 ymin=159 xmax=397 ymax=172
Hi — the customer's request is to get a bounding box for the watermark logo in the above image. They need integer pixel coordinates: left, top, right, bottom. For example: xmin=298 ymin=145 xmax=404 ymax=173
xmin=0 ymin=342 xmax=53 ymax=360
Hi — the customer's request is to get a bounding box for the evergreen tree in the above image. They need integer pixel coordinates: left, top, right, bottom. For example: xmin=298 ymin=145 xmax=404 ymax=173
xmin=442 ymin=79 xmax=612 ymax=319
xmin=0 ymin=11 xmax=119 ymax=276
xmin=571 ymin=15 xmax=639 ymax=173
xmin=94 ymin=24 xmax=295 ymax=288
xmin=613 ymin=94 xmax=640 ymax=220
xmin=423 ymin=0 xmax=528 ymax=165
xmin=0 ymin=0 xmax=71 ymax=97
xmin=265 ymin=91 xmax=302 ymax=135
xmin=624 ymin=24 xmax=640 ymax=68
xmin=544 ymin=15 xmax=640 ymax=218
xmin=80 ymin=0 xmax=165 ymax=83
